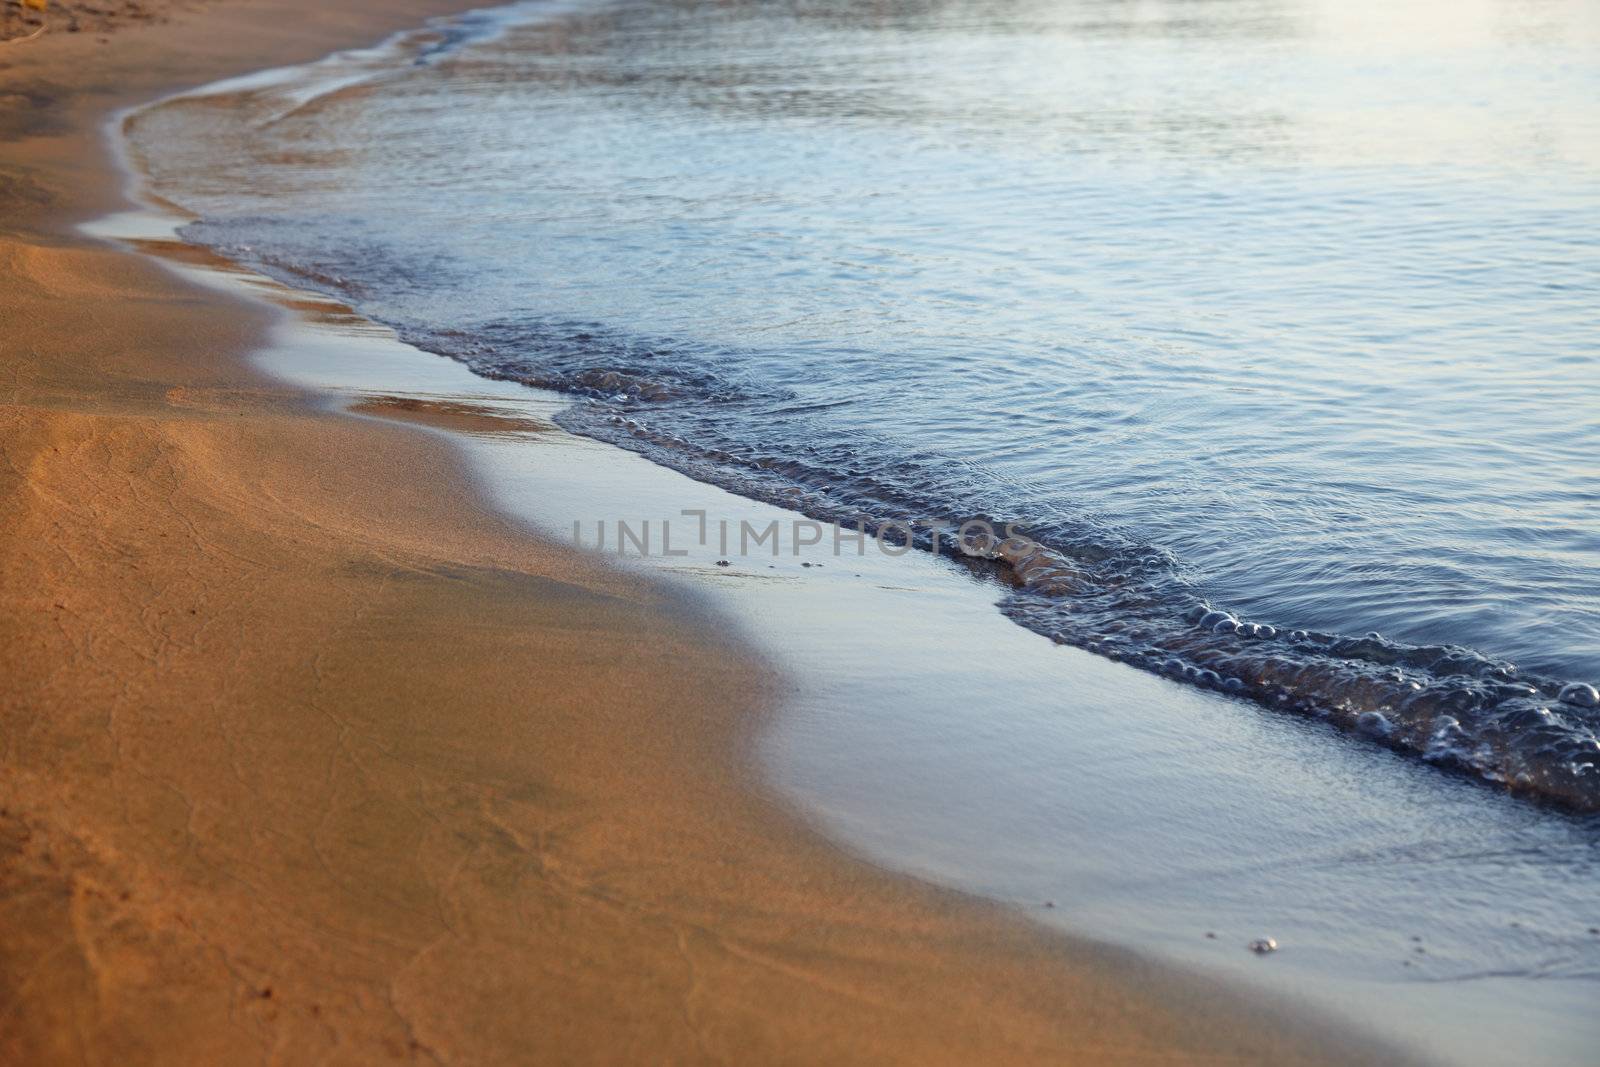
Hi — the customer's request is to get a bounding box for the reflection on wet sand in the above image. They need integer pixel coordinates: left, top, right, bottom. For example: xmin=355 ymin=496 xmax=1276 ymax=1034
xmin=351 ymin=393 xmax=556 ymax=436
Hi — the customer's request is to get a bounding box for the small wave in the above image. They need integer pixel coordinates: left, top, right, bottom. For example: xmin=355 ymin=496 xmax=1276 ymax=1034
xmin=148 ymin=1 xmax=555 ymax=129
xmin=177 ymin=222 xmax=1600 ymax=814
xmin=572 ymin=399 xmax=1600 ymax=812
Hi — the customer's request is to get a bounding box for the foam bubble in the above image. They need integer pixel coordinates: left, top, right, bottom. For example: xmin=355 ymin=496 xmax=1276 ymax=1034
xmin=1559 ymin=683 xmax=1599 ymax=709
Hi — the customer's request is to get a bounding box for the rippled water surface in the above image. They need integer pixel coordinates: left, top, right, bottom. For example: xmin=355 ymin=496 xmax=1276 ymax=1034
xmin=129 ymin=0 xmax=1600 ymax=804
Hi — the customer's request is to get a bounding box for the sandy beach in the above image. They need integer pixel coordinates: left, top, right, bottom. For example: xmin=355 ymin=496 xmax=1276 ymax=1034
xmin=0 ymin=2 xmax=1417 ymax=1062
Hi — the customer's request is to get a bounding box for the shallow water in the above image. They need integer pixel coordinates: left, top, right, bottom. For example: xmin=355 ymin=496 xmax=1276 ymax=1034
xmin=124 ymin=0 xmax=1600 ymax=800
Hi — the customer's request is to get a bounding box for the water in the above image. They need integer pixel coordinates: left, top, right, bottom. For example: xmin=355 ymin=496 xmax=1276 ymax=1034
xmin=124 ymin=0 xmax=1600 ymax=807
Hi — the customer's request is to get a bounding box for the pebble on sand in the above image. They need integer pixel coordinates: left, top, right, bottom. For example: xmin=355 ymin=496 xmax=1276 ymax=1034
xmin=1247 ymin=938 xmax=1277 ymax=955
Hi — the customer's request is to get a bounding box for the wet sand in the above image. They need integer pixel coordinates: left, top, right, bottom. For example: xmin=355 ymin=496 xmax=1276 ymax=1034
xmin=2 ymin=2 xmax=1413 ymax=1062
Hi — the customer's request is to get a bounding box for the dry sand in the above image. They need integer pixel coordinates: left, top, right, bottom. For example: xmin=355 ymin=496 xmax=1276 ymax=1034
xmin=1 ymin=2 xmax=1413 ymax=1062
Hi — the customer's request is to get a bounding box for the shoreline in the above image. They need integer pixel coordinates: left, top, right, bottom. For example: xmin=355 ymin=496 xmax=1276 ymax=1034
xmin=4 ymin=2 xmax=1413 ymax=1062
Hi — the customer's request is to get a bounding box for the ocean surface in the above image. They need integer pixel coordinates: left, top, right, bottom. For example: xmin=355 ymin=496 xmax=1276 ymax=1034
xmin=126 ymin=0 xmax=1600 ymax=807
